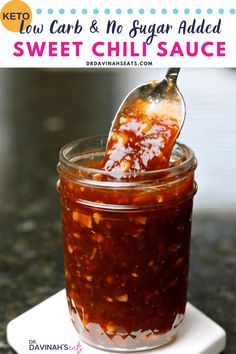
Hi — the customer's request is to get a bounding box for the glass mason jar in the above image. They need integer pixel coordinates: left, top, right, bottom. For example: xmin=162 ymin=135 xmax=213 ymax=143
xmin=57 ymin=135 xmax=197 ymax=352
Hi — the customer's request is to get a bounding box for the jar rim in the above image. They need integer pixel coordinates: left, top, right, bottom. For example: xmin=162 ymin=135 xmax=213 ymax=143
xmin=58 ymin=135 xmax=197 ymax=184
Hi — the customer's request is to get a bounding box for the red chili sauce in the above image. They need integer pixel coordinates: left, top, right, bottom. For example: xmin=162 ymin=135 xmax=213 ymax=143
xmin=59 ymin=100 xmax=194 ymax=349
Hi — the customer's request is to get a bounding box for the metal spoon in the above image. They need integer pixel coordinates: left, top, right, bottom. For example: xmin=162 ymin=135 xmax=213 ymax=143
xmin=104 ymin=68 xmax=185 ymax=172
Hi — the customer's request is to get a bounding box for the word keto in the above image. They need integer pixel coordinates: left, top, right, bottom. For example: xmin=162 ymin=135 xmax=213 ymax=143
xmin=2 ymin=12 xmax=30 ymax=20
xmin=0 ymin=0 xmax=32 ymax=32
xmin=13 ymin=40 xmax=225 ymax=57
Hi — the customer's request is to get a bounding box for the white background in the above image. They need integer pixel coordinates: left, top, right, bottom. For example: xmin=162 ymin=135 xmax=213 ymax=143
xmin=0 ymin=0 xmax=236 ymax=67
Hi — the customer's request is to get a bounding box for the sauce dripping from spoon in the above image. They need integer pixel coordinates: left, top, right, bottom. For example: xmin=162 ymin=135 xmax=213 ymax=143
xmin=102 ymin=68 xmax=185 ymax=175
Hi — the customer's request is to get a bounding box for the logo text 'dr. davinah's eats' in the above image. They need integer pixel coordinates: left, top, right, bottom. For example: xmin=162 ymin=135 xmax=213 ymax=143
xmin=0 ymin=0 xmax=32 ymax=32
xmin=29 ymin=340 xmax=83 ymax=353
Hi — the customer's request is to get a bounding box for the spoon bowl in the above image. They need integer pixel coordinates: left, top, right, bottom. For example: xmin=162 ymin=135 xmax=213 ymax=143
xmin=103 ymin=68 xmax=186 ymax=173
xmin=109 ymin=68 xmax=185 ymax=137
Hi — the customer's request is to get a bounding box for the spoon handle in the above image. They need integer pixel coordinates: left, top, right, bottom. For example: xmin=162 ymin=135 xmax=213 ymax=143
xmin=165 ymin=68 xmax=180 ymax=82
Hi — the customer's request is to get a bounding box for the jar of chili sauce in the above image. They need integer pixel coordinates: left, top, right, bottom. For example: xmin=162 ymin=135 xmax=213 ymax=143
xmin=57 ymin=135 xmax=197 ymax=351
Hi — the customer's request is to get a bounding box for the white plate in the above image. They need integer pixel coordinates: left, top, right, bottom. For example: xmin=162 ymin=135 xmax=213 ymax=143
xmin=7 ymin=289 xmax=226 ymax=354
